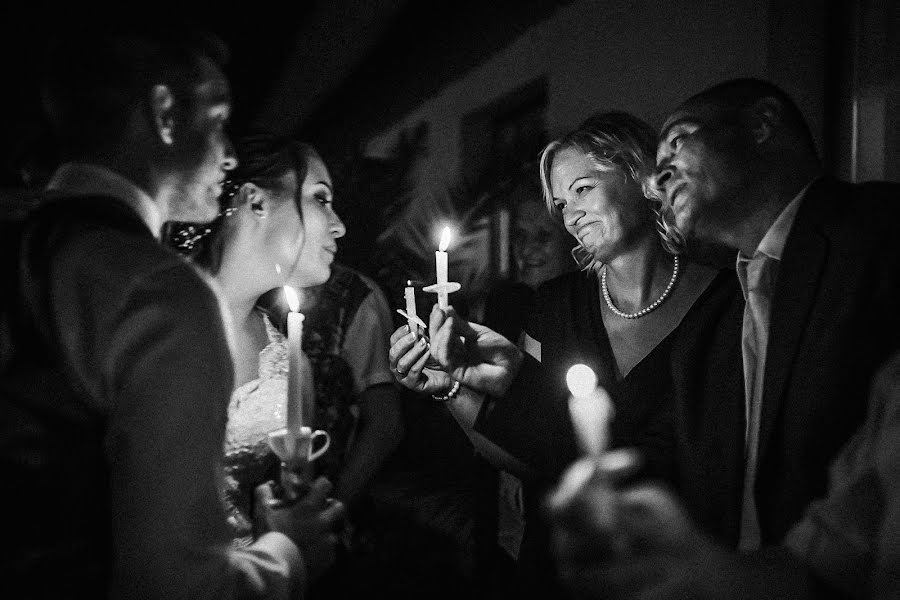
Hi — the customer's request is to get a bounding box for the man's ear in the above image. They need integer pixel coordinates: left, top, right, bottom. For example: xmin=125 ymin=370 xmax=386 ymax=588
xmin=744 ymin=97 xmax=782 ymax=145
xmin=151 ymin=84 xmax=175 ymax=145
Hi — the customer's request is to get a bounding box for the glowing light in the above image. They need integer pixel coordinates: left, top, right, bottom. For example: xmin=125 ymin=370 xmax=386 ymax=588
xmin=566 ymin=364 xmax=598 ymax=398
xmin=439 ymin=227 xmax=452 ymax=252
xmin=284 ymin=285 xmax=300 ymax=313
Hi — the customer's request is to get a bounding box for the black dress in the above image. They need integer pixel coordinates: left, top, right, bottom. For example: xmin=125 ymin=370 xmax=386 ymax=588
xmin=474 ymin=266 xmax=734 ymax=598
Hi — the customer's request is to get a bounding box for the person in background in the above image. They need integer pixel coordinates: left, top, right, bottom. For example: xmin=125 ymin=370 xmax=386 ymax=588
xmin=483 ymin=169 xmax=574 ymax=344
xmin=478 ymin=167 xmax=575 ymax=596
xmin=0 ymin=28 xmax=340 ymax=599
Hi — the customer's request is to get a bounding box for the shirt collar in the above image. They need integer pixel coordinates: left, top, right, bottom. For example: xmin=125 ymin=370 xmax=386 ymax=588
xmin=46 ymin=162 xmax=163 ymax=239
xmin=737 ymin=180 xmax=813 ymax=266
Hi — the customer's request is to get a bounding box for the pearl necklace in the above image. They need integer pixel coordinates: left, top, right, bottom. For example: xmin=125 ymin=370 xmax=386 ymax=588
xmin=601 ymin=255 xmax=680 ymax=319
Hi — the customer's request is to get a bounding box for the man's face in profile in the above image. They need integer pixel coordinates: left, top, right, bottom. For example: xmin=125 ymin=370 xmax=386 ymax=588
xmin=654 ymin=101 xmax=751 ymax=246
xmin=168 ymin=56 xmax=236 ymax=223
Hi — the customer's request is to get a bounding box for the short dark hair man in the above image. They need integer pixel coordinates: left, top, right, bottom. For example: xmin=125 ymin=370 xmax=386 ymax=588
xmin=654 ymin=77 xmax=900 ymax=551
xmin=1 ymin=27 xmax=342 ymax=598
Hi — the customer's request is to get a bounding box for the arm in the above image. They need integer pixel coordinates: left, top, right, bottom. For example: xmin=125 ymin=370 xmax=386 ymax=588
xmin=334 ymin=287 xmax=404 ymax=504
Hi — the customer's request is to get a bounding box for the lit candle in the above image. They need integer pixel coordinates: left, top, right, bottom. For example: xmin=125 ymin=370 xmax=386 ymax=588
xmin=284 ymin=285 xmax=305 ymax=434
xmin=436 ymin=227 xmax=451 ymax=309
xmin=404 ymin=281 xmax=418 ymax=334
xmin=565 ymin=364 xmax=614 ymax=457
xmin=549 ymin=364 xmax=616 ymax=507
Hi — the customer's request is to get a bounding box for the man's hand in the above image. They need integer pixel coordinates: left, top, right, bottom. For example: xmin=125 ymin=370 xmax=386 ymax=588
xmin=546 ymin=450 xmax=722 ymax=600
xmin=254 ymin=476 xmax=346 ymax=582
xmin=427 ymin=305 xmax=522 ymax=397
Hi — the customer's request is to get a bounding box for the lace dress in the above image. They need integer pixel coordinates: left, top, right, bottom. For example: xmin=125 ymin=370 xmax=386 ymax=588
xmin=221 ymin=314 xmax=288 ymax=547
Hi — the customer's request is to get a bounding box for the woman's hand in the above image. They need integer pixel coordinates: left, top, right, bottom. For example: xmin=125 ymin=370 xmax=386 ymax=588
xmin=388 ymin=325 xmax=453 ymax=394
xmin=427 ymin=305 xmax=522 ymax=397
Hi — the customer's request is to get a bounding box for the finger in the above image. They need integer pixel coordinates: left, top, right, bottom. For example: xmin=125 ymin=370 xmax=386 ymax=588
xmin=254 ymin=481 xmax=282 ymax=508
xmin=388 ymin=327 xmax=419 ymax=365
xmin=318 ymin=498 xmax=347 ymax=528
xmin=597 ymin=448 xmax=644 ymax=486
xmin=402 ymin=346 xmax=432 ymax=388
xmin=389 ymin=324 xmax=411 ymax=346
xmin=299 ymin=476 xmax=334 ymax=507
xmin=395 ymin=336 xmax=429 ymax=376
xmin=428 ymin=303 xmax=449 ymax=334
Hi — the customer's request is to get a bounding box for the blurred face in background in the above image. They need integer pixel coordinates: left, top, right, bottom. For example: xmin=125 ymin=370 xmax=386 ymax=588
xmin=512 ymin=190 xmax=572 ymax=288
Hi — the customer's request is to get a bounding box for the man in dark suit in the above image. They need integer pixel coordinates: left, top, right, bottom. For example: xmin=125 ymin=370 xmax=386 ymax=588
xmin=654 ymin=78 xmax=900 ymax=550
xmin=0 ymin=28 xmax=342 ymax=598
xmin=544 ymin=78 xmax=900 ymax=598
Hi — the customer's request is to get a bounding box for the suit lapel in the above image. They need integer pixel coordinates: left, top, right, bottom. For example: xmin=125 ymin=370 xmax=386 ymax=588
xmin=757 ymin=182 xmax=831 ymax=460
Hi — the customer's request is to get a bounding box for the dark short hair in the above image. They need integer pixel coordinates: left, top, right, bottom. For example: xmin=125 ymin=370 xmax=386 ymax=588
xmin=168 ymin=132 xmax=317 ymax=275
xmin=41 ymin=25 xmax=229 ymax=158
xmin=686 ymin=77 xmax=819 ymax=159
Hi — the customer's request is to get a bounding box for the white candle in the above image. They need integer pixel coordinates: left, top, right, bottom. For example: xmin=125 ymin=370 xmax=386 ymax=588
xmin=436 ymin=227 xmax=451 ymax=309
xmin=565 ymin=364 xmax=614 ymax=457
xmin=284 ymin=285 xmax=305 ymax=434
xmin=404 ymin=281 xmax=418 ymax=334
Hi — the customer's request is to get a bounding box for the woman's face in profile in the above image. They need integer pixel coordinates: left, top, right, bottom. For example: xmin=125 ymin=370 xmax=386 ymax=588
xmin=549 ymin=146 xmax=651 ymax=264
xmin=290 ymin=154 xmax=346 ymax=288
xmin=255 ymin=169 xmax=307 ymax=286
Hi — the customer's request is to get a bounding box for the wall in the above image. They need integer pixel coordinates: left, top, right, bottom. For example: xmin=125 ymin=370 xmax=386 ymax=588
xmin=365 ymin=0 xmax=779 ymax=189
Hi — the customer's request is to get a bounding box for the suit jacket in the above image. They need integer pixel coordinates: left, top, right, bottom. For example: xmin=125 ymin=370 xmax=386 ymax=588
xmin=672 ymin=176 xmax=900 ymax=547
xmin=0 ymin=194 xmax=302 ymax=599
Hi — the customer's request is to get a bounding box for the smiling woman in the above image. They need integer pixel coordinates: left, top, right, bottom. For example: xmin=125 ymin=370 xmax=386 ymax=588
xmin=386 ymin=109 xmax=729 ymax=596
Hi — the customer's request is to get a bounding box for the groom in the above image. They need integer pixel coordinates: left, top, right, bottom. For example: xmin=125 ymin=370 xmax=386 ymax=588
xmin=0 ymin=27 xmax=342 ymax=598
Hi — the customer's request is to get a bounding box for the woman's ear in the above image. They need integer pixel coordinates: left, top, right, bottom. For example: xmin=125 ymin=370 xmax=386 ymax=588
xmin=242 ymin=183 xmax=269 ymax=219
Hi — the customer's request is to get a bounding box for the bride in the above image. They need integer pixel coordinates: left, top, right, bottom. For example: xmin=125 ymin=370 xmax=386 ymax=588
xmin=169 ymin=133 xmax=346 ymax=544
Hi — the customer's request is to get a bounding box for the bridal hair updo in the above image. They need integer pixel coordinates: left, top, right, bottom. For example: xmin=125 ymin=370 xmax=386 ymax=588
xmin=167 ymin=132 xmax=317 ymax=274
xmin=538 ymin=110 xmax=684 ymax=272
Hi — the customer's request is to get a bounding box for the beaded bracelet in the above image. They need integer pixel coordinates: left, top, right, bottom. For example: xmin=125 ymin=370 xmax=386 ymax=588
xmin=432 ymin=380 xmax=461 ymax=402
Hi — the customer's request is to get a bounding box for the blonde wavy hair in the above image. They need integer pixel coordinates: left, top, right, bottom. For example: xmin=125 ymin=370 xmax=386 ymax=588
xmin=538 ymin=111 xmax=684 ymax=273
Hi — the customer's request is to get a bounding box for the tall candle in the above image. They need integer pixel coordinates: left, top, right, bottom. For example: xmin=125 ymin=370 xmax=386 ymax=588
xmin=565 ymin=364 xmax=614 ymax=457
xmin=436 ymin=227 xmax=451 ymax=309
xmin=404 ymin=281 xmax=418 ymax=334
xmin=284 ymin=285 xmax=305 ymax=434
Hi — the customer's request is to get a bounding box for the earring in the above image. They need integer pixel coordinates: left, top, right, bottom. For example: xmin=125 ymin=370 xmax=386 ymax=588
xmin=250 ymin=200 xmax=268 ymax=218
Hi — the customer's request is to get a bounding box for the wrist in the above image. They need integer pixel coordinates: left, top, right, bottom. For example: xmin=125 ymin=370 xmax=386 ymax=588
xmin=431 ymin=380 xmax=461 ymax=402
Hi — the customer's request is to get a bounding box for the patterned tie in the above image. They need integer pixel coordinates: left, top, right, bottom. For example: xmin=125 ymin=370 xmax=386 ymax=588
xmin=738 ymin=253 xmax=774 ymax=551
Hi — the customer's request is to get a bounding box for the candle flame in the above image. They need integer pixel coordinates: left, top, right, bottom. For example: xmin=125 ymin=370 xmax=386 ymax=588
xmin=407 ymin=280 xmax=413 ymax=287
xmin=284 ymin=285 xmax=300 ymax=312
xmin=439 ymin=227 xmax=452 ymax=252
xmin=566 ymin=364 xmax=598 ymax=398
